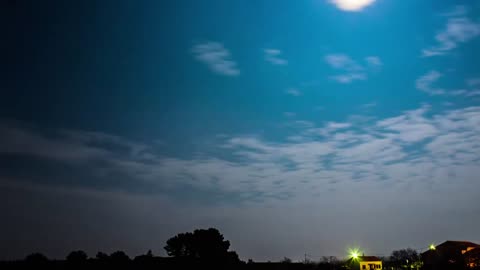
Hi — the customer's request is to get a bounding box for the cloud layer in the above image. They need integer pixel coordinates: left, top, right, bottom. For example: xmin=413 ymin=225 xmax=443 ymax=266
xmin=2 ymin=104 xmax=480 ymax=203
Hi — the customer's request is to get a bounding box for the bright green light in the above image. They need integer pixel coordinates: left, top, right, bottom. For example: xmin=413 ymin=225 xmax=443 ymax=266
xmin=429 ymin=244 xmax=436 ymax=250
xmin=349 ymin=248 xmax=360 ymax=259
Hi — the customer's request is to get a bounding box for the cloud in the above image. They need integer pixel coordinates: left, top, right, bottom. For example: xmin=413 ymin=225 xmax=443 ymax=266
xmin=467 ymin=78 xmax=480 ymax=87
xmin=330 ymin=73 xmax=366 ymax=84
xmin=264 ymin=49 xmax=288 ymax=66
xmin=325 ymin=54 xmax=362 ymax=71
xmin=361 ymin=102 xmax=377 ymax=109
xmin=329 ymin=0 xmax=376 ymax=12
xmin=285 ymin=88 xmax=302 ymax=96
xmin=416 ymin=71 xmax=480 ymax=97
xmin=422 ymin=17 xmax=480 ymax=57
xmin=377 ymin=106 xmax=438 ymax=143
xmin=192 ymin=42 xmax=240 ymax=76
xmin=365 ymin=56 xmax=382 ymax=67
xmin=2 ymin=105 xmax=480 ymax=206
xmin=325 ymin=54 xmax=381 ymax=84
xmin=415 ymin=70 xmax=445 ymax=95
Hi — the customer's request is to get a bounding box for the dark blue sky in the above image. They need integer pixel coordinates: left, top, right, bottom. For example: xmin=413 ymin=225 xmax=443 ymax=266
xmin=1 ymin=0 xmax=480 ymax=261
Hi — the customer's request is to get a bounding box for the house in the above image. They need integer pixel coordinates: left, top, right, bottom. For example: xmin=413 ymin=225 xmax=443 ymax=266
xmin=465 ymin=247 xmax=480 ymax=268
xmin=422 ymin=240 xmax=480 ymax=269
xmin=346 ymin=256 xmax=382 ymax=270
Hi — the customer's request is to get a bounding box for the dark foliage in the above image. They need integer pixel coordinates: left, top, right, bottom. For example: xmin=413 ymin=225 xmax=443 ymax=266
xmin=66 ymin=250 xmax=88 ymax=263
xmin=24 ymin=252 xmax=48 ymax=264
xmin=164 ymin=227 xmax=241 ymax=265
xmin=386 ymin=248 xmax=422 ymax=270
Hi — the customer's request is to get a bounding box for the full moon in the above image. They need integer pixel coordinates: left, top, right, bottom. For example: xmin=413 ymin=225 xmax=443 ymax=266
xmin=330 ymin=0 xmax=376 ymax=11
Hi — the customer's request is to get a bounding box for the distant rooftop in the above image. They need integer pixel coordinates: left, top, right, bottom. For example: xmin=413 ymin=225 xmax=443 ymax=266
xmin=438 ymin=241 xmax=480 ymax=248
xmin=422 ymin=240 xmax=480 ymax=256
xmin=357 ymin=256 xmax=381 ymax=262
xmin=346 ymin=256 xmax=382 ymax=263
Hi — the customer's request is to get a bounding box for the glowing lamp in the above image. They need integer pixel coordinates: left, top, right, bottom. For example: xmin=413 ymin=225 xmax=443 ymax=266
xmin=349 ymin=248 xmax=360 ymax=259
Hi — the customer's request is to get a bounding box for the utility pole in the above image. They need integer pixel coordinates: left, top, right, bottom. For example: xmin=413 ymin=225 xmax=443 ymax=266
xmin=303 ymin=253 xmax=311 ymax=264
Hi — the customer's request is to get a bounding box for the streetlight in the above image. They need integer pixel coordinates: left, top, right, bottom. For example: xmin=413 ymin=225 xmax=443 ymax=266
xmin=348 ymin=248 xmax=360 ymax=259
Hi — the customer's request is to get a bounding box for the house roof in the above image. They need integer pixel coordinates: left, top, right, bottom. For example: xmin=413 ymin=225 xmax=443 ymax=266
xmin=346 ymin=256 xmax=382 ymax=263
xmin=437 ymin=241 xmax=480 ymax=248
xmin=422 ymin=240 xmax=480 ymax=255
xmin=357 ymin=256 xmax=381 ymax=262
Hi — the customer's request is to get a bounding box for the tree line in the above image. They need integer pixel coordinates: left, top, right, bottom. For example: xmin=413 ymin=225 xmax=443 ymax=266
xmin=0 ymin=228 xmax=477 ymax=270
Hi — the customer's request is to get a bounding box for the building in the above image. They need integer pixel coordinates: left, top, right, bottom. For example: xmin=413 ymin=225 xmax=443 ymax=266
xmin=422 ymin=240 xmax=480 ymax=270
xmin=347 ymin=256 xmax=382 ymax=270
xmin=465 ymin=246 xmax=480 ymax=268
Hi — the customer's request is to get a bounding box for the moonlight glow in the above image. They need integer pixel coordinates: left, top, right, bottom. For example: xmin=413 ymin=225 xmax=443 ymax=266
xmin=330 ymin=0 xmax=376 ymax=11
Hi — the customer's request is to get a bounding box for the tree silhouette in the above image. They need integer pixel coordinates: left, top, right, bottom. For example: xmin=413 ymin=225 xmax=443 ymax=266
xmin=146 ymin=249 xmax=153 ymax=257
xmin=134 ymin=249 xmax=155 ymax=264
xmin=165 ymin=231 xmax=194 ymax=257
xmin=96 ymin=251 xmax=109 ymax=261
xmin=164 ymin=228 xmax=240 ymax=264
xmin=24 ymin=252 xmax=48 ymax=264
xmin=390 ymin=248 xmax=421 ymax=269
xmin=66 ymin=250 xmax=88 ymax=263
xmin=110 ymin=250 xmax=130 ymax=264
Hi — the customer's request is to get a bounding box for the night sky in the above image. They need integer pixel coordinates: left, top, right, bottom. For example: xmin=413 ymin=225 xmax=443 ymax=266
xmin=1 ymin=0 xmax=480 ymax=261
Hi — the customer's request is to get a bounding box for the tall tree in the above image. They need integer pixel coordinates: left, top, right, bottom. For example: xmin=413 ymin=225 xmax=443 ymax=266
xmin=164 ymin=228 xmax=240 ymax=264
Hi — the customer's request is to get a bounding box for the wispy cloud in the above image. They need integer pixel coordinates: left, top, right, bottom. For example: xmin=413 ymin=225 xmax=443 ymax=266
xmin=467 ymin=78 xmax=480 ymax=87
xmin=422 ymin=14 xmax=480 ymax=57
xmin=416 ymin=71 xmax=480 ymax=97
xmin=264 ymin=49 xmax=288 ymax=66
xmin=329 ymin=0 xmax=376 ymax=12
xmin=283 ymin=112 xmax=296 ymax=118
xmin=415 ymin=70 xmax=445 ymax=95
xmin=330 ymin=73 xmax=367 ymax=84
xmin=365 ymin=56 xmax=382 ymax=67
xmin=325 ymin=54 xmax=362 ymax=70
xmin=285 ymin=88 xmax=302 ymax=96
xmin=325 ymin=54 xmax=381 ymax=84
xmin=192 ymin=42 xmax=240 ymax=76
xmin=361 ymin=102 xmax=377 ymax=109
